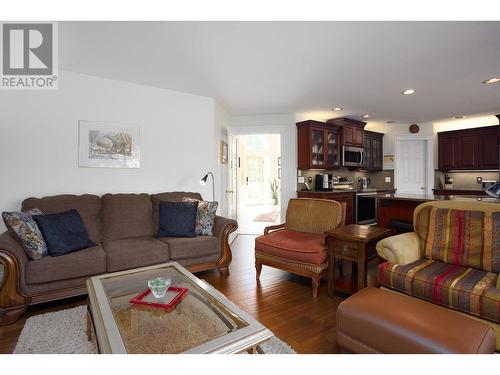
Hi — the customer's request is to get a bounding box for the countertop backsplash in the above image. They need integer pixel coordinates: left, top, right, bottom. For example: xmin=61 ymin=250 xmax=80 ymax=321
xmin=298 ymin=169 xmax=395 ymax=191
xmin=434 ymin=171 xmax=499 ymax=190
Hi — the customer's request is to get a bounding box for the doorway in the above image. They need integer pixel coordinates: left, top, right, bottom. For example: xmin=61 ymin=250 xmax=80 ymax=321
xmin=395 ymin=137 xmax=433 ymax=194
xmin=230 ymin=134 xmax=281 ymax=235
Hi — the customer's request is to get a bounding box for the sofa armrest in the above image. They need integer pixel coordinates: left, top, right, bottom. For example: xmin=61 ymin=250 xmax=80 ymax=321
xmin=0 ymin=232 xmax=28 ymax=324
xmin=376 ymin=232 xmax=422 ymax=265
xmin=212 ymin=216 xmax=238 ymax=276
xmin=0 ymin=232 xmax=28 ymax=270
xmin=212 ymin=216 xmax=238 ymax=238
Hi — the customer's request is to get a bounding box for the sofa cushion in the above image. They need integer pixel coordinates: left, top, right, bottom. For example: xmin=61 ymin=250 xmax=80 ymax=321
xmin=416 ymin=206 xmax=500 ymax=273
xmin=378 ymin=259 xmax=499 ymax=323
xmin=151 ymin=192 xmax=202 ymax=234
xmin=103 ymin=237 xmax=170 ymax=272
xmin=157 ymin=201 xmax=198 ymax=237
xmin=182 ymin=197 xmax=218 ymax=236
xmin=254 ymin=229 xmax=326 ymax=266
xmin=416 ymin=207 xmax=487 ymax=271
xmin=158 ymin=235 xmax=219 ymax=260
xmin=2 ymin=208 xmax=48 ymax=260
xmin=33 ymin=209 xmax=96 ymax=257
xmin=25 ymin=244 xmax=106 ymax=284
xmin=102 ymin=193 xmax=154 ymax=240
xmin=22 ymin=194 xmax=102 ymax=243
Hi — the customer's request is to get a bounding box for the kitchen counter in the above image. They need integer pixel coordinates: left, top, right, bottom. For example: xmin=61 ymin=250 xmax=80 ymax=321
xmin=297 ymin=188 xmax=394 ymax=194
xmin=377 ymin=193 xmax=500 ymax=203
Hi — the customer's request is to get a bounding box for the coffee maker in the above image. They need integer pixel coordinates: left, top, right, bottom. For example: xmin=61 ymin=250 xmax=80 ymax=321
xmin=314 ymin=173 xmax=331 ymax=190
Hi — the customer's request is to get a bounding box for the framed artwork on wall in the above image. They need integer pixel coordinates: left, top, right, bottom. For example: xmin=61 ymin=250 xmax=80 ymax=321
xmin=220 ymin=140 xmax=228 ymax=164
xmin=78 ymin=121 xmax=141 ymax=168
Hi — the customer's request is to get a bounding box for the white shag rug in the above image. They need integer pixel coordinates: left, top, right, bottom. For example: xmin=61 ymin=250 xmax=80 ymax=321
xmin=14 ymin=305 xmax=296 ymax=354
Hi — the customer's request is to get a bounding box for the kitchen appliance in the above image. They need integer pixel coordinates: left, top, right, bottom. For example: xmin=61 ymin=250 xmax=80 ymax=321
xmin=356 ymin=190 xmax=378 ymax=225
xmin=444 ymin=172 xmax=453 ymax=189
xmin=332 ymin=176 xmax=354 ymax=190
xmin=342 ymin=146 xmax=364 ymax=167
xmin=359 ymin=177 xmax=371 ymax=189
xmin=322 ymin=174 xmax=329 ymax=189
xmin=485 ymin=183 xmax=500 ymax=198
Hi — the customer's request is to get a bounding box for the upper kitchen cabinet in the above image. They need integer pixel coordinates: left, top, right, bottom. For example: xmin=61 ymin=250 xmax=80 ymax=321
xmin=297 ymin=120 xmax=340 ymax=170
xmin=362 ymin=130 xmax=384 ymax=171
xmin=326 ymin=117 xmax=366 ymax=147
xmin=437 ymin=125 xmax=499 ymax=171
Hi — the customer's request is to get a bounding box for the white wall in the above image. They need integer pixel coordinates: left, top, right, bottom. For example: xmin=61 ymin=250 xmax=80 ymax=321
xmin=365 ymin=121 xmax=434 ymax=169
xmin=229 ymin=114 xmax=296 ymax=219
xmin=0 ymin=70 xmax=219 ymax=231
xmin=214 ymin=101 xmax=231 ymax=216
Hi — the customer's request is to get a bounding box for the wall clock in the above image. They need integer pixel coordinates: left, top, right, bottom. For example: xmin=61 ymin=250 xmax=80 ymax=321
xmin=409 ymin=124 xmax=420 ymax=134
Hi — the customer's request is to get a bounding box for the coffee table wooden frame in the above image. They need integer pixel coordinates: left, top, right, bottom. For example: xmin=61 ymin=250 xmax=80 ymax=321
xmin=86 ymin=262 xmax=273 ymax=354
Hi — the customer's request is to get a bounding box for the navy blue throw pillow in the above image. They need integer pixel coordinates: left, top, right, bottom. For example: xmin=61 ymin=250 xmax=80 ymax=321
xmin=157 ymin=201 xmax=198 ymax=237
xmin=33 ymin=209 xmax=96 ymax=257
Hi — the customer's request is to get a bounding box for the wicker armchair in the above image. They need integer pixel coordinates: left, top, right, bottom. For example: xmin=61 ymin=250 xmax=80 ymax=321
xmin=255 ymin=198 xmax=345 ymax=297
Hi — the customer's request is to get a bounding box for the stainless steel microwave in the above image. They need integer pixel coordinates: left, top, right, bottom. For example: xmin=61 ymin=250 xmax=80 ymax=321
xmin=342 ymin=146 xmax=364 ymax=167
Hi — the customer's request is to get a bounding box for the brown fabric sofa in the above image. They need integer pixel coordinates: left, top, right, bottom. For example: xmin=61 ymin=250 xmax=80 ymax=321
xmin=0 ymin=192 xmax=237 ymax=325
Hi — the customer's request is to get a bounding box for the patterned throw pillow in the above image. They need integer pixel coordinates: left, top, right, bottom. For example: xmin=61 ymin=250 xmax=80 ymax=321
xmin=182 ymin=197 xmax=218 ymax=236
xmin=2 ymin=208 xmax=48 ymax=260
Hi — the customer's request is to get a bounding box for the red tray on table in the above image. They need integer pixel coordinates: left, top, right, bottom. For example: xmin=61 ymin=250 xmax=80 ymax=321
xmin=129 ymin=287 xmax=189 ymax=312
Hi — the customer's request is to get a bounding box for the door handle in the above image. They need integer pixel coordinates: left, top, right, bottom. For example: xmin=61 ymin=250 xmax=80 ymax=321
xmin=225 ymin=190 xmax=233 ymax=193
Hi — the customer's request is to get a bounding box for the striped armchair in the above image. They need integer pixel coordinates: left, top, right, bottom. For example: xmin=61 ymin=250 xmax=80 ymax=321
xmin=376 ymin=200 xmax=500 ymax=351
xmin=255 ymin=198 xmax=346 ymax=297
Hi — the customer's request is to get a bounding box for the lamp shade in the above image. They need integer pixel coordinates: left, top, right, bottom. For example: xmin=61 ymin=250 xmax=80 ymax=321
xmin=199 ymin=172 xmax=215 ymax=201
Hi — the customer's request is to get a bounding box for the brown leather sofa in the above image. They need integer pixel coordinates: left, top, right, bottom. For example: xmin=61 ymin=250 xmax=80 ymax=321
xmin=0 ymin=192 xmax=237 ymax=325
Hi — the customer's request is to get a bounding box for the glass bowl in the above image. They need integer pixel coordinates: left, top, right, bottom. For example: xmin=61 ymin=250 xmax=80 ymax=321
xmin=147 ymin=277 xmax=172 ymax=299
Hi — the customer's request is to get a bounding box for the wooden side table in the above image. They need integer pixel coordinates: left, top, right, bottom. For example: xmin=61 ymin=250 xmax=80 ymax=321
xmin=326 ymin=224 xmax=391 ymax=297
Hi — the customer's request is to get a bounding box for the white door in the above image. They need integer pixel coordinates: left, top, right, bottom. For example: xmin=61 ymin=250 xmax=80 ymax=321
xmin=396 ymin=140 xmax=426 ymax=194
xmin=227 ymin=135 xmax=238 ymax=220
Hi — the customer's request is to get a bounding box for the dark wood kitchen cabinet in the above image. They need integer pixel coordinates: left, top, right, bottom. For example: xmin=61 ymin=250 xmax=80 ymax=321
xmin=326 ymin=117 xmax=366 ymax=147
xmin=297 ymin=120 xmax=340 ymax=170
xmin=362 ymin=130 xmax=384 ymax=171
xmin=438 ymin=125 xmax=499 ymax=170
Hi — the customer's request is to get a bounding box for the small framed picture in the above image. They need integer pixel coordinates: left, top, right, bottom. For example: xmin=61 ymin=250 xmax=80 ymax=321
xmin=220 ymin=140 xmax=228 ymax=164
xmin=79 ymin=121 xmax=140 ymax=168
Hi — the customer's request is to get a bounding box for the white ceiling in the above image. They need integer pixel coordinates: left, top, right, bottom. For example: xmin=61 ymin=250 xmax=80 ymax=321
xmin=60 ymin=21 xmax=500 ymax=123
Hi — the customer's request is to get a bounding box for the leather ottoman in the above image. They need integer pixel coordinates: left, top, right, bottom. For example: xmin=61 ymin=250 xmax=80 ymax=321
xmin=337 ymin=287 xmax=496 ymax=354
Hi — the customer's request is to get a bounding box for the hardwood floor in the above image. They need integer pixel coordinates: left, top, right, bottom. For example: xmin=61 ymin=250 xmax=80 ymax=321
xmin=0 ymin=234 xmax=379 ymax=354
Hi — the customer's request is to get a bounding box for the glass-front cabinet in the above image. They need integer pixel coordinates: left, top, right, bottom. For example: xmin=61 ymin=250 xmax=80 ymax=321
xmin=326 ymin=129 xmax=340 ymax=169
xmin=297 ymin=120 xmax=340 ymax=170
xmin=311 ymin=128 xmax=325 ymax=168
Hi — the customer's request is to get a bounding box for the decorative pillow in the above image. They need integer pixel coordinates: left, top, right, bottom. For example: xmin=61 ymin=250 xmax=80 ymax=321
xmin=422 ymin=207 xmax=485 ymax=270
xmin=157 ymin=201 xmax=198 ymax=237
xmin=33 ymin=209 xmax=96 ymax=257
xmin=2 ymin=208 xmax=48 ymax=260
xmin=182 ymin=197 xmax=218 ymax=236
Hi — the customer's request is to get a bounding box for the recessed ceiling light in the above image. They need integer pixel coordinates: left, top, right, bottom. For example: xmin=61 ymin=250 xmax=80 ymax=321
xmin=452 ymin=116 xmax=466 ymax=119
xmin=482 ymin=78 xmax=500 ymax=84
xmin=363 ymin=114 xmax=371 ymax=118
xmin=402 ymin=89 xmax=416 ymax=95
xmin=332 ymin=107 xmax=343 ymax=111
xmin=386 ymin=120 xmax=395 ymax=123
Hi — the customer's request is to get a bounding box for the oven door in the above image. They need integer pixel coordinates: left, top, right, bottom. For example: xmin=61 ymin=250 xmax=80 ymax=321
xmin=342 ymin=146 xmax=364 ymax=167
xmin=356 ymin=194 xmax=378 ymax=224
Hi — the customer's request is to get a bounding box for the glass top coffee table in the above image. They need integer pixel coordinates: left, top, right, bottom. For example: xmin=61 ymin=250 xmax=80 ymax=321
xmin=86 ymin=262 xmax=273 ymax=354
